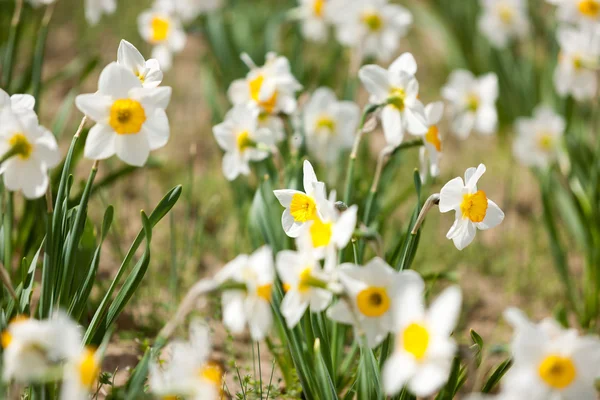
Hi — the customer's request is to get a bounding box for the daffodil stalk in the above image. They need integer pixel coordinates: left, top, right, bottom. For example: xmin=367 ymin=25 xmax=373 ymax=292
xmin=410 ymin=193 xmax=441 ymax=235
xmin=1 ymin=0 xmax=23 ymax=87
xmin=32 ymin=2 xmax=57 ymax=113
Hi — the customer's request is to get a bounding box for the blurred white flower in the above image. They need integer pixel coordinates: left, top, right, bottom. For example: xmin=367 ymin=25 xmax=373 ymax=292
xmin=117 ymin=39 xmax=163 ymax=88
xmin=26 ymin=0 xmax=55 ymax=7
xmin=439 ymin=164 xmax=504 ymax=250
xmin=215 ymin=246 xmax=274 ymax=341
xmin=138 ymin=7 xmax=186 ymax=70
xmin=228 ymin=52 xmax=302 ymax=115
xmin=441 ymin=70 xmax=498 ymax=139
xmin=547 ymin=0 xmax=600 ymax=25
xmin=60 ymin=347 xmax=101 ymax=400
xmin=0 ymin=89 xmax=36 ymax=119
xmin=75 ymin=62 xmax=172 ymax=167
xmin=303 ymin=87 xmax=360 ymax=164
xmin=84 ymin=0 xmax=116 ymax=25
xmin=514 ymin=106 xmax=565 ymax=168
xmin=328 ymin=0 xmax=412 ymax=62
xmin=295 ymin=0 xmax=331 ymax=42
xmin=419 ymin=102 xmax=444 ymax=183
xmin=383 ymin=284 xmax=462 ymax=397
xmin=213 ymin=105 xmax=274 ymax=181
xmin=554 ymin=25 xmax=600 ymax=101
xmin=478 ymin=0 xmax=529 ymax=48
xmin=154 ymin=0 xmax=223 ymax=22
xmin=359 ymin=53 xmax=428 ymax=147
xmin=258 ymin=113 xmax=286 ymax=143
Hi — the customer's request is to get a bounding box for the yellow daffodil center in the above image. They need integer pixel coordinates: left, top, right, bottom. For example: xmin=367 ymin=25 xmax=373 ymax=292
xmin=78 ymin=347 xmax=100 ymax=388
xmin=356 ymin=287 xmax=390 ymax=317
xmin=402 ymin=323 xmax=429 ymax=360
xmin=298 ymin=267 xmax=314 ymax=293
xmin=151 ymin=16 xmax=170 ymax=43
xmin=283 ymin=283 xmax=291 ymax=292
xmin=135 ymin=70 xmax=145 ymax=84
xmin=249 ymin=75 xmax=278 ymax=113
xmin=313 ymin=0 xmax=324 ymax=17
xmin=236 ymin=131 xmax=255 ymax=152
xmin=425 ymin=125 xmax=442 ymax=152
xmin=466 ymin=94 xmax=479 ymax=112
xmin=573 ymin=55 xmax=584 ymax=70
xmin=162 ymin=396 xmax=178 ymax=400
xmin=497 ymin=4 xmax=514 ymax=23
xmin=290 ymin=193 xmax=318 ymax=223
xmin=315 ymin=116 xmax=336 ymax=133
xmin=109 ymin=99 xmax=146 ymax=135
xmin=361 ymin=11 xmax=383 ymax=32
xmin=460 ymin=190 xmax=488 ymax=222
xmin=200 ymin=362 xmax=223 ymax=388
xmin=388 ymin=88 xmax=406 ymax=111
xmin=537 ymin=132 xmax=554 ymax=151
xmin=578 ymin=0 xmax=600 ymax=17
xmin=309 ymin=218 xmax=333 ymax=248
xmin=538 ymin=354 xmax=576 ymax=389
xmin=8 ymin=133 xmax=33 ymax=160
xmin=257 ymin=284 xmax=272 ymax=302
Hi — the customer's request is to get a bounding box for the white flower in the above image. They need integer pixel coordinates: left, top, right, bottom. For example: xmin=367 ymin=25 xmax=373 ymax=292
xmin=215 ymin=246 xmax=274 ymax=341
xmin=75 ymin=62 xmax=172 ymax=167
xmin=514 ymin=106 xmax=565 ymax=168
xmin=213 ymin=105 xmax=274 ymax=181
xmin=258 ymin=113 xmax=286 ymax=143
xmin=138 ymin=8 xmax=186 ymax=70
xmin=547 ymin=0 xmax=600 ymax=25
xmin=154 ymin=0 xmax=223 ymax=22
xmin=327 ymin=258 xmax=423 ymax=348
xmin=0 ymin=89 xmax=36 ymax=119
xmin=441 ymin=70 xmax=499 ymax=139
xmin=117 ymin=39 xmax=163 ymax=88
xmin=358 ymin=53 xmax=428 ymax=147
xmin=328 ymin=0 xmax=413 ymax=62
xmin=297 ymin=0 xmax=330 ymax=42
xmin=227 ymin=52 xmax=302 ymax=115
xmin=84 ymin=0 xmax=116 ymax=25
xmin=0 ymin=108 xmax=60 ymax=199
xmin=383 ymin=284 xmax=462 ymax=397
xmin=478 ymin=0 xmax=529 ymax=48
xmin=150 ymin=320 xmax=222 ymax=400
xmin=554 ymin=25 xmax=600 ymax=101
xmin=419 ymin=102 xmax=444 ymax=183
xmin=303 ymin=87 xmax=360 ymax=164
xmin=498 ymin=308 xmax=600 ymax=400
xmin=26 ymin=0 xmax=55 ymax=7
xmin=60 ymin=347 xmax=102 ymax=400
xmin=439 ymin=164 xmax=505 ymax=250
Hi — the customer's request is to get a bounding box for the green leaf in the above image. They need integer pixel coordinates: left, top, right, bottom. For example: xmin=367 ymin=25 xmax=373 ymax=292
xmin=470 ymin=329 xmax=484 ymax=368
xmin=482 ymin=358 xmax=512 ymax=393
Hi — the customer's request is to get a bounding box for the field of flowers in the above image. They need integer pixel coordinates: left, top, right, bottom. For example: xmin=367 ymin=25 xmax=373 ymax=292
xmin=0 ymin=0 xmax=600 ymax=398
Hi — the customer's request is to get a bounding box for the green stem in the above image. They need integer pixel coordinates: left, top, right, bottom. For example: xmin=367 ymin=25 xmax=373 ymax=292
xmin=1 ymin=0 xmax=23 ymax=88
xmin=4 ymin=192 xmax=13 ymax=277
xmin=32 ymin=3 xmax=56 ymax=113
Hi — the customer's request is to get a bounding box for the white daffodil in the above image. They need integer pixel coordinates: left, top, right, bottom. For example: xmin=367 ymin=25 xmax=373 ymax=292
xmin=359 ymin=53 xmax=428 ymax=147
xmin=60 ymin=347 xmax=102 ymax=400
xmin=296 ymin=0 xmax=330 ymax=42
xmin=2 ymin=313 xmax=81 ymax=383
xmin=0 ymin=89 xmax=36 ymax=119
xmin=439 ymin=164 xmax=505 ymax=250
xmin=328 ymin=0 xmax=412 ymax=62
xmin=303 ymin=87 xmax=360 ymax=164
xmin=117 ymin=39 xmax=163 ymax=88
xmin=0 ymin=108 xmax=60 ymax=199
xmin=514 ymin=106 xmax=565 ymax=168
xmin=478 ymin=0 xmax=529 ymax=48
xmin=383 ymin=283 xmax=462 ymax=397
xmin=419 ymin=102 xmax=444 ymax=183
xmin=213 ymin=105 xmax=274 ymax=181
xmin=227 ymin=52 xmax=302 ymax=115
xmin=150 ymin=320 xmax=222 ymax=400
xmin=215 ymin=246 xmax=274 ymax=341
xmin=154 ymin=0 xmax=223 ymax=22
xmin=327 ymin=258 xmax=423 ymax=348
xmin=442 ymin=70 xmax=499 ymax=139
xmin=554 ymin=25 xmax=600 ymax=101
xmin=75 ymin=62 xmax=171 ymax=167
xmin=84 ymin=0 xmax=116 ymax=25
xmin=258 ymin=113 xmax=286 ymax=143
xmin=498 ymin=308 xmax=600 ymax=400
xmin=547 ymin=0 xmax=600 ymax=25
xmin=138 ymin=7 xmax=186 ymax=71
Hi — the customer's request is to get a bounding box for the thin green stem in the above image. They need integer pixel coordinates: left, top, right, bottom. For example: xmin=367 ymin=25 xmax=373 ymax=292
xmin=1 ymin=0 xmax=23 ymax=88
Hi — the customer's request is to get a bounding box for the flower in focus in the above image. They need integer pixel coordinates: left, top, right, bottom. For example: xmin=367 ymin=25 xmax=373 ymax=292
xmin=138 ymin=6 xmax=186 ymax=70
xmin=514 ymin=106 xmax=565 ymax=168
xmin=75 ymin=62 xmax=172 ymax=167
xmin=327 ymin=258 xmax=423 ymax=348
xmin=154 ymin=0 xmax=223 ymax=22
xmin=296 ymin=0 xmax=331 ymax=42
xmin=554 ymin=25 xmax=600 ymax=101
xmin=439 ymin=164 xmax=505 ymax=250
xmin=228 ymin=52 xmax=302 ymax=116
xmin=441 ymin=70 xmax=499 ymax=139
xmin=328 ymin=0 xmax=413 ymax=62
xmin=359 ymin=53 xmax=428 ymax=147
xmin=213 ymin=105 xmax=274 ymax=181
xmin=419 ymin=101 xmax=444 ymax=183
xmin=478 ymin=0 xmax=529 ymax=48
xmin=215 ymin=246 xmax=274 ymax=341
xmin=547 ymin=0 xmax=600 ymax=25
xmin=117 ymin=39 xmax=163 ymax=88
xmin=150 ymin=320 xmax=223 ymax=400
xmin=84 ymin=0 xmax=116 ymax=25
xmin=60 ymin=347 xmax=102 ymax=400
xmin=383 ymin=284 xmax=462 ymax=397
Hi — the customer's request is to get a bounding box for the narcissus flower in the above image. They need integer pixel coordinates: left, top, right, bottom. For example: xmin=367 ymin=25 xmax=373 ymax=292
xmin=327 ymin=258 xmax=423 ymax=348
xmin=514 ymin=106 xmax=565 ymax=168
xmin=84 ymin=0 xmax=116 ymax=25
xmin=359 ymin=53 xmax=428 ymax=147
xmin=419 ymin=102 xmax=444 ymax=183
xmin=441 ymin=70 xmax=498 ymax=139
xmin=117 ymin=39 xmax=163 ymax=88
xmin=154 ymin=0 xmax=223 ymax=22
xmin=60 ymin=347 xmax=102 ymax=400
xmin=383 ymin=284 xmax=462 ymax=397
xmin=439 ymin=164 xmax=505 ymax=250
xmin=138 ymin=7 xmax=186 ymax=70
xmin=547 ymin=0 xmax=600 ymax=25
xmin=296 ymin=0 xmax=331 ymax=42
xmin=215 ymin=246 xmax=274 ymax=341
xmin=213 ymin=105 xmax=274 ymax=181
xmin=478 ymin=0 xmax=529 ymax=48
xmin=227 ymin=53 xmax=302 ymax=115
xmin=75 ymin=62 xmax=172 ymax=167
xmin=303 ymin=87 xmax=360 ymax=164
xmin=0 ymin=89 xmax=37 ymax=119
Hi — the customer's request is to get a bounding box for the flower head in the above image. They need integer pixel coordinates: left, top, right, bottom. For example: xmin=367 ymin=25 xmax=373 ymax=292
xmin=478 ymin=0 xmax=530 ymax=48
xmin=117 ymin=39 xmax=163 ymax=88
xmin=419 ymin=102 xmax=444 ymax=183
xmin=60 ymin=347 xmax=102 ymax=400
xmin=296 ymin=0 xmax=331 ymax=42
xmin=138 ymin=7 xmax=186 ymax=70
xmin=547 ymin=0 xmax=600 ymax=25
xmin=154 ymin=0 xmax=223 ymax=22
xmin=84 ymin=0 xmax=116 ymax=25
xmin=514 ymin=106 xmax=565 ymax=168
